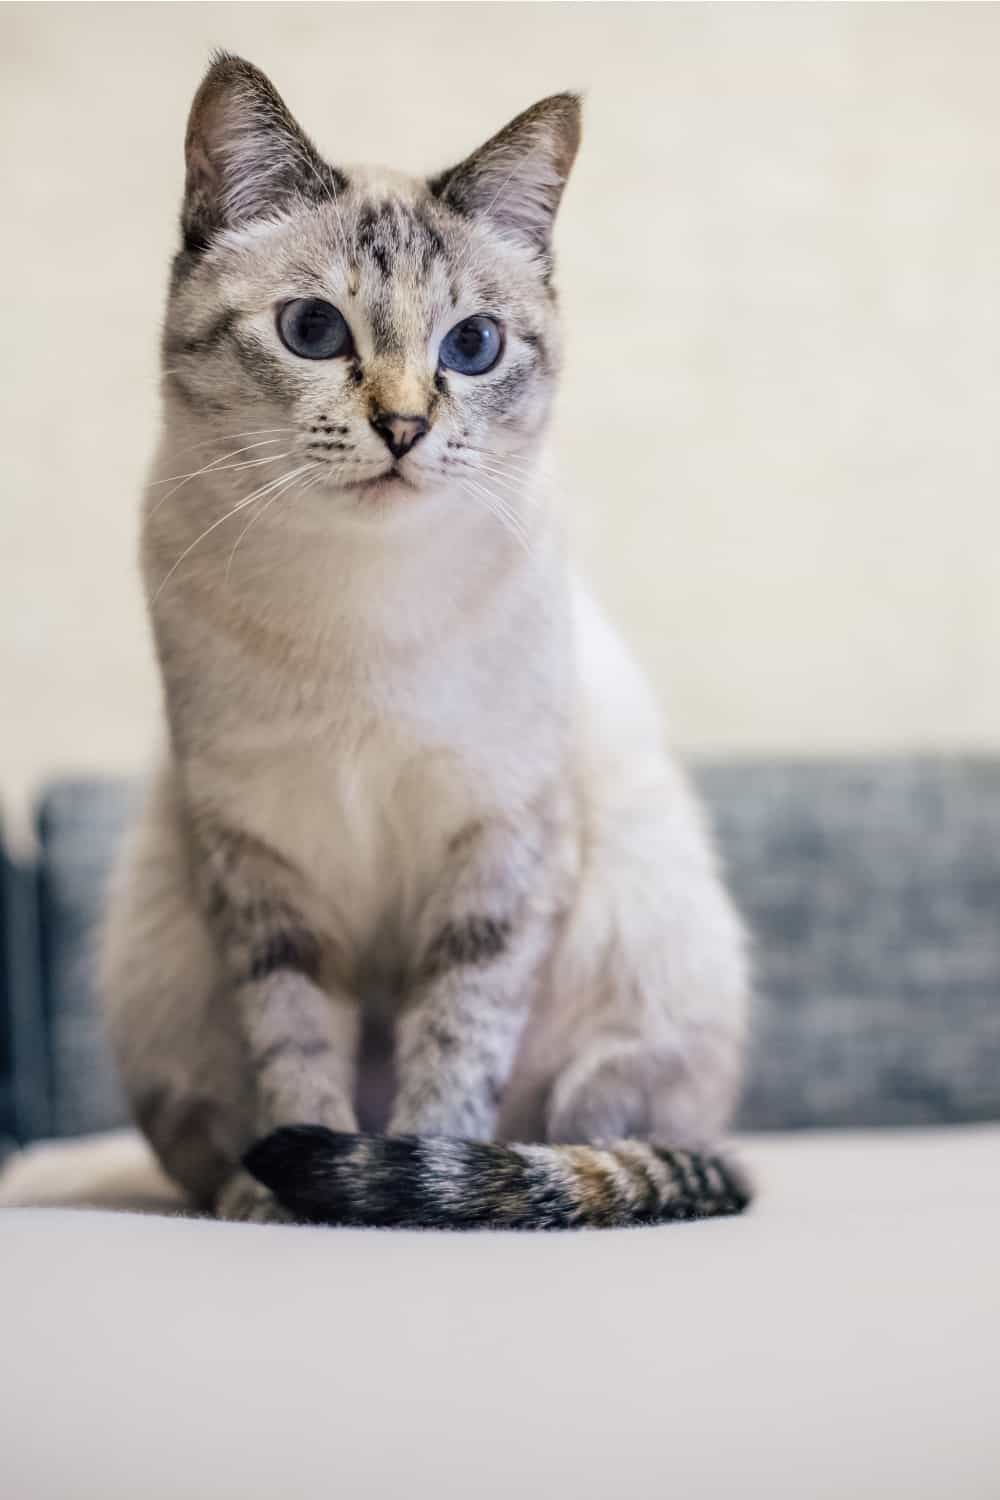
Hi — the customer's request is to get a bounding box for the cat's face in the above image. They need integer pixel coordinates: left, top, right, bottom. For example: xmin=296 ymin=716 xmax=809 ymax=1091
xmin=163 ymin=55 xmax=579 ymax=517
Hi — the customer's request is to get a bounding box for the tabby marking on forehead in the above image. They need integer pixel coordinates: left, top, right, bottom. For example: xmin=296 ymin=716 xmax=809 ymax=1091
xmin=160 ymin=53 xmax=579 ymax=512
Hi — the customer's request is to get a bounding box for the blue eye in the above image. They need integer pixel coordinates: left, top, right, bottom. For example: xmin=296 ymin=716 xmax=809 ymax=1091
xmin=277 ymin=299 xmax=353 ymax=360
xmin=439 ymin=315 xmax=503 ymax=376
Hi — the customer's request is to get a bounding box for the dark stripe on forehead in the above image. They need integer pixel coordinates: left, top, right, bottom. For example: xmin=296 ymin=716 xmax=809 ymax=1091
xmin=356 ymin=200 xmax=400 ymax=280
xmin=411 ymin=202 xmax=447 ymax=273
xmin=369 ymin=287 xmax=404 ymax=356
xmin=355 ymin=194 xmax=449 ymax=282
xmin=355 ymin=200 xmax=405 ymax=353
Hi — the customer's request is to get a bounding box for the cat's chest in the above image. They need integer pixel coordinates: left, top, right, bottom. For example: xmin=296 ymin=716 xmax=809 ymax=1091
xmin=222 ymin=710 xmax=476 ymax=957
xmin=207 ymin=652 xmax=556 ymax=975
xmin=186 ymin=560 xmax=567 ymax=958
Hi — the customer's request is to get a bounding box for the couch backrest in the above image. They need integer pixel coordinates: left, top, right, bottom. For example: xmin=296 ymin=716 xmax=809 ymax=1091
xmin=5 ymin=759 xmax=1000 ymax=1142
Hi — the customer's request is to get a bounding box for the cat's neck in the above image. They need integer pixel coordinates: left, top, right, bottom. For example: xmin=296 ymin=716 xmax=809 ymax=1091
xmin=145 ymin=432 xmax=564 ymax=661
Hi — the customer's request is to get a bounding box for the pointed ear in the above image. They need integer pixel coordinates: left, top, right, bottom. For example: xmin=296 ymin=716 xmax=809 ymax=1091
xmin=181 ymin=52 xmax=343 ymax=253
xmin=429 ymin=93 xmax=581 ymax=250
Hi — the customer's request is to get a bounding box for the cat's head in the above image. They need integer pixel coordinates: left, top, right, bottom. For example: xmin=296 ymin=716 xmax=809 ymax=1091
xmin=163 ymin=53 xmax=579 ymax=517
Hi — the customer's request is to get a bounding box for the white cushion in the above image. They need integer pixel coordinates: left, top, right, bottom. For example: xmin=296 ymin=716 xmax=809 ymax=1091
xmin=1 ymin=1126 xmax=998 ymax=1499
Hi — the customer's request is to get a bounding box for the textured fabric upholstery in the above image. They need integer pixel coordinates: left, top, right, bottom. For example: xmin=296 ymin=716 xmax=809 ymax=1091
xmin=701 ymin=759 xmax=1000 ymax=1128
xmin=0 ymin=835 xmax=14 ymax=1155
xmin=9 ymin=758 xmax=1000 ymax=1142
xmin=2 ymin=831 xmax=49 ymax=1151
xmin=34 ymin=781 xmax=139 ymax=1138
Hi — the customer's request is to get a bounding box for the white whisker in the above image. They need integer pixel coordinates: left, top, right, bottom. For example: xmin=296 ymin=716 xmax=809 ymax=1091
xmin=224 ymin=462 xmax=318 ymax=582
xmin=286 ymin=136 xmax=352 ymax=266
xmin=458 ymin=477 xmax=532 ymax=554
xmin=153 ymin=464 xmax=311 ymax=602
xmin=161 ymin=428 xmax=296 ymax=464
xmin=146 ymin=438 xmax=290 ymax=489
xmin=146 ymin=447 xmax=294 ymax=522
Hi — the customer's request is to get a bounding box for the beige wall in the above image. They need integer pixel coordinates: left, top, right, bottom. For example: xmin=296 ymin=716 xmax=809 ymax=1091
xmin=3 ymin=2 xmax=999 ymax=828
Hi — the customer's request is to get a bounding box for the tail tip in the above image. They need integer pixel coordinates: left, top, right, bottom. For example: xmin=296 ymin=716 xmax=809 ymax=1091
xmin=243 ymin=1123 xmax=339 ymax=1194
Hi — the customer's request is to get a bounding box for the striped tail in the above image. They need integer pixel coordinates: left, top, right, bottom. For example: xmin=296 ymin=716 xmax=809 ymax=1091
xmin=244 ymin=1126 xmax=751 ymax=1230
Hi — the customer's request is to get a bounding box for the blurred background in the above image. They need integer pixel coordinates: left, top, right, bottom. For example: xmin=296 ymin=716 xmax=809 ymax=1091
xmin=2 ymin=2 xmax=999 ymax=841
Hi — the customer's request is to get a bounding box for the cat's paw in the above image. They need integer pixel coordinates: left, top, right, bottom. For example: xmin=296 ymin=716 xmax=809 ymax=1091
xmin=547 ymin=1030 xmax=741 ymax=1150
xmin=214 ymin=1168 xmax=299 ymax=1225
xmin=547 ymin=1041 xmax=652 ymax=1143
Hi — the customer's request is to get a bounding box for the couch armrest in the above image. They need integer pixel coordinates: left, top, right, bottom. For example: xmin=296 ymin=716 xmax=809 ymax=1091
xmin=2 ymin=836 xmax=51 ymax=1142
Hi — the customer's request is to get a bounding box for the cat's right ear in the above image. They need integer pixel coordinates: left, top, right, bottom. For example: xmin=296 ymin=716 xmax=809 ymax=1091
xmin=181 ymin=52 xmax=342 ymax=255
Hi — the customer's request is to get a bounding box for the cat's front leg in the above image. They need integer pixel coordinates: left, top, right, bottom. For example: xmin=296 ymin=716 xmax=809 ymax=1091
xmin=191 ymin=815 xmax=360 ymax=1141
xmin=389 ymin=818 xmax=558 ymax=1138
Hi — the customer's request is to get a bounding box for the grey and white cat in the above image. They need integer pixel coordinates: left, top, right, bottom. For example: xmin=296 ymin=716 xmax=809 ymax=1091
xmin=103 ymin=53 xmax=751 ymax=1228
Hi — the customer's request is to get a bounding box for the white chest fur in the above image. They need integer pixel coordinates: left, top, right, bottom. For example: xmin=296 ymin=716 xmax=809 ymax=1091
xmin=164 ymin=502 xmax=572 ymax=969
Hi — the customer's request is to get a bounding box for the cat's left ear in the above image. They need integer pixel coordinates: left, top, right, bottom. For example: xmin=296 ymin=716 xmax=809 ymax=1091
xmin=429 ymin=93 xmax=581 ymax=251
xmin=181 ymin=51 xmax=341 ymax=253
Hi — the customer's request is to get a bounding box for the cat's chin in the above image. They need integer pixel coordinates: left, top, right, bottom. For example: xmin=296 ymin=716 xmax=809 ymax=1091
xmin=310 ymin=465 xmax=426 ymax=507
xmin=302 ymin=467 xmax=449 ymax=533
xmin=347 ymin=470 xmax=416 ymax=501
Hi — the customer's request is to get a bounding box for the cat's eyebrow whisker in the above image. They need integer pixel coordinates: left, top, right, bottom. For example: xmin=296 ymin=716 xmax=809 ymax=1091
xmin=286 ymin=136 xmax=352 ymax=266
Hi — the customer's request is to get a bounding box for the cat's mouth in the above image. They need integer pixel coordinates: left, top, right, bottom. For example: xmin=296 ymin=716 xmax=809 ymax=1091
xmin=349 ymin=466 xmax=416 ymax=499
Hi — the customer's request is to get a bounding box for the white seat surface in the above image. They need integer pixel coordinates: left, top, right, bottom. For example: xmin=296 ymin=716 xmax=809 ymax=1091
xmin=1 ymin=1125 xmax=998 ymax=1499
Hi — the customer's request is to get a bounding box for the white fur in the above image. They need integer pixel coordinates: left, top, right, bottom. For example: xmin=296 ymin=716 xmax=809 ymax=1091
xmin=104 ymin=71 xmax=749 ymax=1212
xmin=110 ymin=432 xmax=748 ymax=1153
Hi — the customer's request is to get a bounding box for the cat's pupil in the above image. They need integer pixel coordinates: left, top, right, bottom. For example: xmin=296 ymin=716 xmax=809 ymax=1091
xmin=301 ymin=308 xmax=331 ymax=344
xmin=457 ymin=323 xmax=488 ymax=356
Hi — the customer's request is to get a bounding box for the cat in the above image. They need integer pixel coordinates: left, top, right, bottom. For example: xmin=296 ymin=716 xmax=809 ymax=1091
xmin=102 ymin=52 xmax=751 ymax=1228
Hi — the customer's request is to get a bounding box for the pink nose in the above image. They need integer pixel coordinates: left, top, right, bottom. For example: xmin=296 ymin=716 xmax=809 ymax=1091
xmin=369 ymin=410 xmax=429 ymax=460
